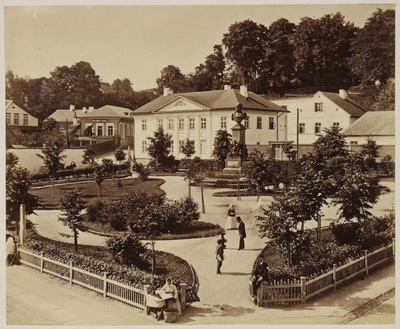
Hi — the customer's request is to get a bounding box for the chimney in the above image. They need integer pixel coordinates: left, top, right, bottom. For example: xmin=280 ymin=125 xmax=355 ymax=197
xmin=163 ymin=87 xmax=173 ymax=96
xmin=88 ymin=106 xmax=94 ymax=112
xmin=240 ymin=85 xmax=248 ymax=98
xmin=339 ymin=89 xmax=348 ymax=99
xmin=69 ymin=105 xmax=75 ymax=111
xmin=224 ymin=84 xmax=231 ymax=90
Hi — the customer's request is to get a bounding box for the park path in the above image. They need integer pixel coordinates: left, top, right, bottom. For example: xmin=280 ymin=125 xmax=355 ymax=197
xmin=26 ymin=177 xmax=396 ymax=325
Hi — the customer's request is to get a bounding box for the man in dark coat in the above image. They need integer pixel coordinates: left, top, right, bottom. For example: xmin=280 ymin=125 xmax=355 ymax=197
xmin=251 ymin=257 xmax=270 ymax=299
xmin=237 ymin=216 xmax=246 ymax=250
xmin=215 ymin=239 xmax=224 ymax=274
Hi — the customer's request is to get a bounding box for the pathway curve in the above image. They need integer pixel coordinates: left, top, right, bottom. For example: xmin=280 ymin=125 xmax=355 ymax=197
xmin=27 ymin=176 xmax=396 ymax=324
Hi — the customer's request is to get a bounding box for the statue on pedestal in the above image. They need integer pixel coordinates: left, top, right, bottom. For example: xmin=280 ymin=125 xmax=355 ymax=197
xmin=231 ymin=102 xmax=248 ymax=124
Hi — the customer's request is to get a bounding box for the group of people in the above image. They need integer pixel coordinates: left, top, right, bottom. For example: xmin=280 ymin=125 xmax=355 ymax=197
xmin=216 ymin=204 xmax=270 ymax=303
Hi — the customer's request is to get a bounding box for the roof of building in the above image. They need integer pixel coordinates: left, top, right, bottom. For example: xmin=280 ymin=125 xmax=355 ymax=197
xmin=342 ymin=111 xmax=395 ymax=136
xmin=5 ymin=100 xmax=38 ymax=118
xmin=319 ymin=92 xmax=366 ymax=117
xmin=49 ymin=109 xmax=85 ymax=122
xmin=80 ymin=105 xmax=132 ymax=118
xmin=133 ymin=89 xmax=288 ymax=114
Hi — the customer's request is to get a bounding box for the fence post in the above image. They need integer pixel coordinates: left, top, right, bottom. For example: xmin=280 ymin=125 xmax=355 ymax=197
xmin=103 ymin=272 xmax=108 ymax=297
xmin=69 ymin=261 xmax=73 ymax=284
xmin=300 ymin=277 xmax=307 ymax=303
xmin=144 ymin=284 xmax=150 ymax=315
xmin=333 ymin=264 xmax=337 ymax=290
xmin=180 ymin=283 xmax=187 ymax=311
xmin=363 ymin=250 xmax=369 ymax=275
xmin=40 ymin=252 xmax=44 ymax=273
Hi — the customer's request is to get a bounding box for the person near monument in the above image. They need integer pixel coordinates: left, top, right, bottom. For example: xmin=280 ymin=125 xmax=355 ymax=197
xmin=215 ymin=239 xmax=224 ymax=274
xmin=226 ymin=204 xmax=237 ymax=230
xmin=251 ymin=257 xmax=270 ymax=302
xmin=237 ymin=216 xmax=246 ymax=250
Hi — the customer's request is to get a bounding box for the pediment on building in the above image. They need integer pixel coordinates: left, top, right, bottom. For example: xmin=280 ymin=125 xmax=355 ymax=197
xmin=154 ymin=96 xmax=209 ymax=113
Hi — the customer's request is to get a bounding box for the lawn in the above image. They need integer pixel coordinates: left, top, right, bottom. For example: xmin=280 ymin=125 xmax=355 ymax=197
xmin=31 ymin=177 xmax=165 ymax=209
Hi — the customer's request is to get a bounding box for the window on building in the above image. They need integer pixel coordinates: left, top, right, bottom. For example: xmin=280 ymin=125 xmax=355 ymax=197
xmin=189 ymin=118 xmax=195 ymax=130
xmin=6 ymin=113 xmax=10 ymax=125
xmin=257 ymin=117 xmax=262 ymax=129
xmin=141 ymin=119 xmax=147 ymax=130
xmin=14 ymin=113 xmax=19 ymax=125
xmin=315 ymin=103 xmax=323 ymax=112
xmin=97 ymin=125 xmax=103 ymax=136
xmin=158 ymin=119 xmax=163 ymax=129
xmin=23 ymin=114 xmax=28 ymax=126
xmin=269 ymin=117 xmax=275 ymax=129
xmin=170 ymin=140 xmax=174 ymax=154
xmin=350 ymin=141 xmax=358 ymax=145
xmin=107 ymin=125 xmax=114 ymax=136
xmin=142 ymin=140 xmax=148 ymax=153
xmin=178 ymin=118 xmax=184 ymax=130
xmin=299 ymin=123 xmax=305 ymax=134
xmin=168 ymin=118 xmax=174 ymax=130
xmin=315 ymin=122 xmax=321 ymax=134
xmin=200 ymin=140 xmax=207 ymax=154
xmin=244 ymin=117 xmax=249 ymax=129
xmin=220 ymin=117 xmax=227 ymax=129
xmin=201 ymin=118 xmax=207 ymax=129
xmin=178 ymin=140 xmax=185 ymax=153
xmin=333 ymin=122 xmax=340 ymax=128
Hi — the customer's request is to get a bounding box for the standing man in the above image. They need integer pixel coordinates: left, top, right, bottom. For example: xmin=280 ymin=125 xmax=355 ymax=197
xmin=237 ymin=216 xmax=246 ymax=250
xmin=251 ymin=257 xmax=270 ymax=302
xmin=215 ymin=239 xmax=224 ymax=274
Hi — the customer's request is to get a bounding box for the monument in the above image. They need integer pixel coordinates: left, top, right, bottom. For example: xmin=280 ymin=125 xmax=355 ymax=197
xmin=226 ymin=102 xmax=248 ymax=168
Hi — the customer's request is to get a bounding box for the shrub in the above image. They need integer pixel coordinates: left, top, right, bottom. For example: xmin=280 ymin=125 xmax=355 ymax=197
xmin=359 ymin=213 xmax=395 ymax=250
xmin=86 ymin=200 xmax=107 ymax=222
xmin=109 ymin=212 xmax=127 ymax=231
xmin=133 ymin=162 xmax=151 ymax=180
xmin=330 ymin=222 xmax=363 ymax=245
xmin=106 ymin=233 xmax=150 ymax=269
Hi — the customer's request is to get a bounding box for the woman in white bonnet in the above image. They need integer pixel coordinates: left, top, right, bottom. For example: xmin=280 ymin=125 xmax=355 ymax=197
xmin=225 ymin=204 xmax=237 ymax=230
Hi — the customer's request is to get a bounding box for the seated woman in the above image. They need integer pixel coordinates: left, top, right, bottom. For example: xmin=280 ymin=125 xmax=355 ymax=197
xmin=157 ymin=278 xmax=182 ymax=315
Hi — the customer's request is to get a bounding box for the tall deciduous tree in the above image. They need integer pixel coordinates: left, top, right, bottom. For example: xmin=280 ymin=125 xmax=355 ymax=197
xmin=294 ymin=13 xmax=356 ymax=87
xmin=262 ymin=18 xmax=297 ymax=90
xmin=147 ymin=127 xmax=173 ymax=171
xmin=185 ymin=157 xmax=207 ymax=213
xmin=82 ymin=147 xmax=95 ymax=168
xmin=40 ymin=61 xmax=102 ymax=116
xmin=212 ymin=129 xmax=232 ymax=169
xmin=222 ymin=20 xmax=269 ymax=85
xmin=156 ymin=65 xmax=187 ymax=93
xmin=349 ymin=9 xmax=395 ymax=85
xmin=59 ymin=190 xmax=87 ymax=252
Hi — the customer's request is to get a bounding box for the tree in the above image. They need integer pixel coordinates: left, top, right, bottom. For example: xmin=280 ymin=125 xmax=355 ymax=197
xmin=93 ymin=163 xmax=105 ymax=199
xmin=156 ymin=65 xmax=188 ymax=93
xmin=242 ymin=149 xmax=272 ymax=202
xmin=261 ymin=18 xmax=297 ymax=91
xmin=6 ymin=153 xmax=38 ymax=228
xmin=361 ymin=138 xmax=380 ymax=171
xmin=59 ymin=190 xmax=87 ymax=252
xmin=82 ymin=147 xmax=95 ymax=168
xmin=332 ymin=153 xmax=380 ymax=233
xmin=40 ymin=61 xmax=102 ymax=117
xmin=370 ymin=78 xmax=395 ymax=111
xmin=5 ymin=70 xmax=30 ymax=109
xmin=293 ymin=13 xmax=356 ymax=87
xmin=212 ymin=129 xmax=232 ymax=169
xmin=127 ymin=193 xmax=167 ymax=274
xmin=222 ymin=20 xmax=269 ymax=85
xmin=147 ymin=126 xmax=173 ymax=171
xmin=349 ymin=9 xmax=395 ymax=85
xmin=185 ymin=157 xmax=207 ymax=213
xmin=36 ymin=140 xmax=65 ymax=194
xmin=181 ymin=139 xmax=195 ymax=158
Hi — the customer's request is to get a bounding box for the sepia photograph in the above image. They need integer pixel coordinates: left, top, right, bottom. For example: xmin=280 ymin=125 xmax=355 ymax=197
xmin=2 ymin=0 xmax=397 ymax=327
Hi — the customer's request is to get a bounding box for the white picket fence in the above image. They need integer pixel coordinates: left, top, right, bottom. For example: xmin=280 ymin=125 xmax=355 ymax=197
xmin=250 ymin=240 xmax=395 ymax=306
xmin=18 ymin=248 xmax=188 ymax=312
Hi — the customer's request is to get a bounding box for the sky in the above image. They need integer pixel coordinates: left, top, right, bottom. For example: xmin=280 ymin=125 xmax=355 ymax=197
xmin=2 ymin=1 xmax=397 ymax=91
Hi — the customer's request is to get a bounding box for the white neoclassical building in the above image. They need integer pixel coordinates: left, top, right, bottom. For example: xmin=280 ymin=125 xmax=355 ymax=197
xmin=131 ymin=86 xmax=289 ymax=162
